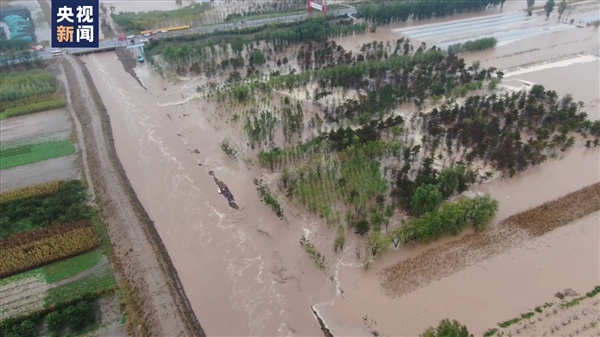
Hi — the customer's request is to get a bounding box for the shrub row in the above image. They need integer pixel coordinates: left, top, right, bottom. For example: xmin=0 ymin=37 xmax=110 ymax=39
xmin=389 ymin=195 xmax=499 ymax=245
xmin=0 ymin=294 xmax=101 ymax=337
xmin=253 ymin=178 xmax=286 ymax=221
xmin=447 ymin=37 xmax=498 ymax=54
xmin=0 ymin=221 xmax=99 ymax=278
xmin=2 ymin=99 xmax=66 ymax=119
xmin=0 ymin=181 xmax=64 ymax=204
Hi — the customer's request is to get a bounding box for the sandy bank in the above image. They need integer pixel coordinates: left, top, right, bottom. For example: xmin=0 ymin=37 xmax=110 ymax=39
xmin=59 ymin=55 xmax=206 ymax=337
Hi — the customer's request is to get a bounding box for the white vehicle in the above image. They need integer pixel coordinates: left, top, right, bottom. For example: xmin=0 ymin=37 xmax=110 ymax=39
xmin=50 ymin=49 xmax=63 ymax=57
xmin=126 ymin=34 xmax=135 ymax=39
xmin=142 ymin=33 xmax=150 ymax=37
xmin=160 ymin=30 xmax=167 ymax=33
xmin=141 ymin=38 xmax=149 ymax=43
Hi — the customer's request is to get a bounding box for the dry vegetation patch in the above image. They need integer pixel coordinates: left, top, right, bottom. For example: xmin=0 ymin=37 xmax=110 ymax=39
xmin=0 ymin=180 xmax=63 ymax=204
xmin=0 ymin=221 xmax=100 ymax=278
xmin=381 ymin=182 xmax=600 ymax=298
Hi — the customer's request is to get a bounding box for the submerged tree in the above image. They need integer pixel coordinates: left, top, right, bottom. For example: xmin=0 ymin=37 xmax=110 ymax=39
xmin=557 ymin=0 xmax=567 ymax=21
xmin=544 ymin=0 xmax=556 ymax=18
xmin=421 ymin=319 xmax=473 ymax=337
xmin=527 ymin=0 xmax=535 ymax=16
xmin=410 ymin=184 xmax=443 ymax=217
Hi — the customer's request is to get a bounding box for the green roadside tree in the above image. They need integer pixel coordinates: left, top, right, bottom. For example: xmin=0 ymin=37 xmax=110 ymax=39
xmin=411 ymin=184 xmax=443 ymax=216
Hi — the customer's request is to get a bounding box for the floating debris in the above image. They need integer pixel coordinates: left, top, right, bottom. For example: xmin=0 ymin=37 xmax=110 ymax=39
xmin=208 ymin=170 xmax=239 ymax=209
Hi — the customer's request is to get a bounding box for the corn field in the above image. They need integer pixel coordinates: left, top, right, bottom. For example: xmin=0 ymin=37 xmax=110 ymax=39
xmin=0 ymin=181 xmax=64 ymax=204
xmin=0 ymin=91 xmax=61 ymax=113
xmin=2 ymin=99 xmax=66 ymax=119
xmin=0 ymin=71 xmax=55 ymax=104
xmin=0 ymin=221 xmax=99 ymax=278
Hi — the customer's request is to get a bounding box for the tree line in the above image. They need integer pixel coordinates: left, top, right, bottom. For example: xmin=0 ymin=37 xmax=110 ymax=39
xmin=111 ymin=2 xmax=211 ymax=32
xmin=146 ymin=17 xmax=366 ymax=75
xmin=419 ymin=85 xmax=600 ymax=177
xmin=268 ymin=39 xmax=494 ymax=110
xmin=448 ymin=37 xmax=498 ymax=54
xmin=357 ymin=0 xmax=505 ymax=25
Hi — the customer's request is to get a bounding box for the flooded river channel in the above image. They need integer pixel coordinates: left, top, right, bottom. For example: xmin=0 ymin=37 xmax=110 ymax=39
xmin=85 ymin=53 xmax=336 ymax=336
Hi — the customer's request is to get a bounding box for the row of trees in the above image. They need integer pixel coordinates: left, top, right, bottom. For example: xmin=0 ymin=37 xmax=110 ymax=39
xmin=357 ymin=0 xmax=505 ymax=24
xmin=267 ymin=40 xmax=494 ymax=113
xmin=111 ymin=2 xmax=211 ymax=31
xmin=420 ymin=85 xmax=599 ymax=177
xmin=447 ymin=37 xmax=498 ymax=54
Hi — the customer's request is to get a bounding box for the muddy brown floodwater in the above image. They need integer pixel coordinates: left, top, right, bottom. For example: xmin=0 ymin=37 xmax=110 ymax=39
xmin=77 ymin=2 xmax=600 ymax=335
xmin=83 ymin=52 xmax=337 ymax=336
xmin=322 ymin=6 xmax=600 ymax=336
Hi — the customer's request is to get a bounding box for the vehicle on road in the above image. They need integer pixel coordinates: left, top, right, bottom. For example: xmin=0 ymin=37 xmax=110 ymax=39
xmin=50 ymin=49 xmax=63 ymax=57
xmin=137 ymin=55 xmax=145 ymax=62
xmin=118 ymin=34 xmax=127 ymax=41
xmin=31 ymin=45 xmax=45 ymax=51
xmin=126 ymin=34 xmax=135 ymax=39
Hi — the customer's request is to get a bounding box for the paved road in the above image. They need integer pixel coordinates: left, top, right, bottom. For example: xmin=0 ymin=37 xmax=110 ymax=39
xmin=3 ymin=6 xmax=356 ymax=64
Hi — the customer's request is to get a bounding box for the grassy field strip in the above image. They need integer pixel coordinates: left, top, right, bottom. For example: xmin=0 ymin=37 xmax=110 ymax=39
xmin=43 ymin=251 xmax=102 ymax=284
xmin=0 ymin=130 xmax=72 ymax=148
xmin=0 ymin=131 xmax=76 ymax=171
xmin=44 ymin=272 xmax=117 ymax=308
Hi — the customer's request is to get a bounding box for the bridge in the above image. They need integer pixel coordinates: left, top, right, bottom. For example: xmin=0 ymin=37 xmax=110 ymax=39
xmin=47 ymin=6 xmax=355 ymax=58
xmin=1 ymin=5 xmax=357 ymax=65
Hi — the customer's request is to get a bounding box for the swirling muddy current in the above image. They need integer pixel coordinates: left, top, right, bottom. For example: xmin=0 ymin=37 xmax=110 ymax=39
xmin=83 ymin=52 xmax=336 ymax=336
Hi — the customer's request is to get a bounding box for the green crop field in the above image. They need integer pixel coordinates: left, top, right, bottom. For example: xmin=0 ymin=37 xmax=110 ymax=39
xmin=0 ymin=138 xmax=75 ymax=170
xmin=44 ymin=272 xmax=116 ymax=307
xmin=43 ymin=250 xmax=101 ymax=283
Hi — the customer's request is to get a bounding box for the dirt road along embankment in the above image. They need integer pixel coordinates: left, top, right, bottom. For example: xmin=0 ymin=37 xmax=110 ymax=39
xmin=59 ymin=55 xmax=206 ymax=337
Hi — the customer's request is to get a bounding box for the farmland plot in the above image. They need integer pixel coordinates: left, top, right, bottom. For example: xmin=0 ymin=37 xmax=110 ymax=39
xmin=0 ymin=251 xmax=110 ymax=320
xmin=0 ymin=109 xmax=72 ymax=143
xmin=0 ymin=272 xmax=49 ymax=320
xmin=0 ymin=155 xmax=80 ymax=193
xmin=0 ymin=130 xmax=76 ymax=170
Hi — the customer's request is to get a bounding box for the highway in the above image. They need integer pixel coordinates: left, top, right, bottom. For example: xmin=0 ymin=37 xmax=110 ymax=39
xmin=17 ymin=6 xmax=357 ymax=62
